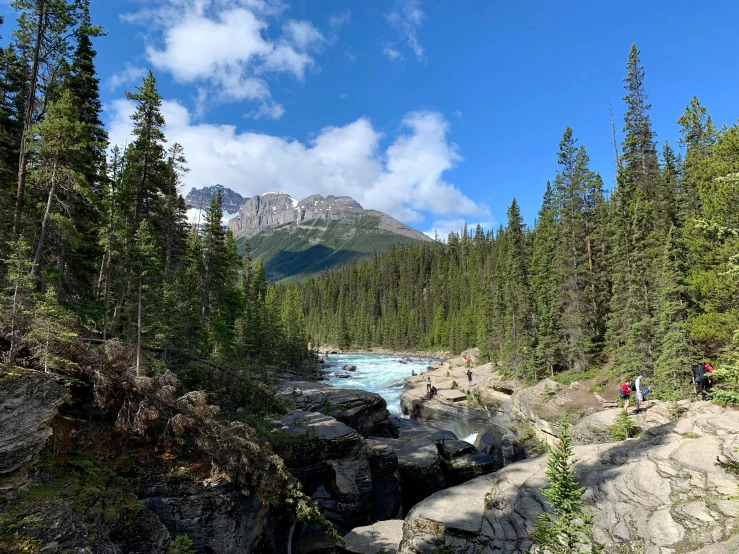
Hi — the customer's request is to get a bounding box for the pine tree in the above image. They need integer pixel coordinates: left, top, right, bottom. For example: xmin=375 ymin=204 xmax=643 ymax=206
xmin=0 ymin=237 xmax=35 ymax=367
xmin=531 ymin=414 xmax=595 ymax=553
xmin=10 ymin=0 xmax=77 ymax=235
xmin=503 ymin=199 xmax=534 ymax=378
xmin=26 ymin=286 xmax=77 ymax=372
xmin=27 ymin=90 xmax=86 ymax=279
xmin=677 ymin=96 xmax=716 ymax=220
xmin=531 ymin=182 xmax=560 ymax=377
xmin=654 ymin=226 xmax=695 ymax=396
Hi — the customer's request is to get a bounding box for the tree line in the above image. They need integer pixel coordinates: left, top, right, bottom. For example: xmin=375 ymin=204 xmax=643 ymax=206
xmin=296 ymin=45 xmax=739 ymax=398
xmin=0 ymin=0 xmax=311 ymax=379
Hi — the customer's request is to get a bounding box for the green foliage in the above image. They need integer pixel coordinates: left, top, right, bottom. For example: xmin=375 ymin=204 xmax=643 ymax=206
xmin=531 ymin=414 xmax=598 ymax=553
xmin=167 ymin=535 xmax=195 ymax=554
xmin=609 ymin=411 xmax=641 ymax=441
xmin=711 ymin=365 xmax=739 ymax=406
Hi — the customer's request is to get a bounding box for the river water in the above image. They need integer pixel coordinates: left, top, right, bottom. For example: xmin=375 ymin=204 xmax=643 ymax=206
xmin=321 ymin=353 xmax=480 ymax=443
xmin=320 ymin=353 xmax=438 ymax=415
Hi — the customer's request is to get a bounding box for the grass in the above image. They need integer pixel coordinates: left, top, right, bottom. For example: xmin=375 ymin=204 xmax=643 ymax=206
xmin=551 ymin=368 xmax=595 ymax=385
xmin=683 ymin=433 xmax=701 ymax=439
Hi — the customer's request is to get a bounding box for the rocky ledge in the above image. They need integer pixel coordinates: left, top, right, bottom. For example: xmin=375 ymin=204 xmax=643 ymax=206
xmin=398 ymin=402 xmax=739 ymax=553
xmin=0 ymin=370 xmax=68 ymax=489
xmin=276 ymin=381 xmax=397 ymax=438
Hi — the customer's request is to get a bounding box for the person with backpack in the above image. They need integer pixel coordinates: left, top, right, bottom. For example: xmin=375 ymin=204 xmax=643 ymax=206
xmin=633 ymin=372 xmax=651 ymax=413
xmin=619 ymin=381 xmax=632 ymax=411
xmin=692 ymin=362 xmax=712 ymax=400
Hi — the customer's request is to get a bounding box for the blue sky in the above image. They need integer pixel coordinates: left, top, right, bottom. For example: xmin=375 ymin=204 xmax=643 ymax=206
xmin=3 ymin=0 xmax=739 ymax=236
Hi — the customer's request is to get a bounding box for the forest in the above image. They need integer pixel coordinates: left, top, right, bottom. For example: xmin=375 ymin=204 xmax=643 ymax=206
xmin=0 ymin=1 xmax=312 ymax=385
xmin=296 ymin=45 xmax=739 ymax=401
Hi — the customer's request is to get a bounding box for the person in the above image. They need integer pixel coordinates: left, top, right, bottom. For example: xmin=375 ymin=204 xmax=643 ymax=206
xmin=430 ymin=385 xmax=438 ymax=397
xmin=619 ymin=381 xmax=631 ymax=411
xmin=693 ymin=362 xmax=709 ymax=400
xmin=411 ymin=369 xmax=416 ymax=376
xmin=466 ymin=356 xmax=471 ymax=366
xmin=426 ymin=377 xmax=432 ymax=394
xmin=705 ymin=362 xmax=715 ymax=393
xmin=634 ymin=372 xmax=646 ymax=413
xmin=466 ymin=368 xmax=473 ymax=386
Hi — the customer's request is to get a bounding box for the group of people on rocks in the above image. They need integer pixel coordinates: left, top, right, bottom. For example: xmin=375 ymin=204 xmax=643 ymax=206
xmin=618 ymin=361 xmax=716 ymax=414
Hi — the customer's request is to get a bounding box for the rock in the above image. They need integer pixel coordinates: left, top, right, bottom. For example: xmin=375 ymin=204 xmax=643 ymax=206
xmin=438 ymin=439 xmax=475 ymax=459
xmin=398 ymin=360 xmax=408 ymax=364
xmin=398 ymin=403 xmax=739 ymax=554
xmin=344 ymin=365 xmax=357 ymax=371
xmin=427 ymin=365 xmax=440 ymax=371
xmin=139 ymin=476 xmax=290 ymax=554
xmin=0 ymin=370 xmax=69 ymax=489
xmin=39 ymin=542 xmax=59 ymax=553
xmin=273 ymin=409 xmax=402 ymax=551
xmin=275 ymin=381 xmax=397 ymax=438
xmin=228 ymin=192 xmax=430 ymax=242
xmin=338 ymin=519 xmax=404 ymax=554
xmin=395 ymin=439 xmax=447 ymax=510
xmin=185 ymin=185 xmax=244 ymax=216
xmin=437 ymin=389 xmax=467 ymax=403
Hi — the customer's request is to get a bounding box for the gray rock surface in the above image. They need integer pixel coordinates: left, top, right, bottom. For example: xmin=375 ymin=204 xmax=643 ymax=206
xmin=276 ymin=381 xmax=397 ymax=438
xmin=228 ymin=192 xmax=430 ymax=242
xmin=272 ymin=408 xmax=402 ymax=553
xmin=338 ymin=519 xmax=404 ymax=554
xmin=185 ymin=184 xmax=244 ymax=215
xmin=398 ymin=402 xmax=739 ymax=554
xmin=0 ymin=370 xmax=68 ymax=489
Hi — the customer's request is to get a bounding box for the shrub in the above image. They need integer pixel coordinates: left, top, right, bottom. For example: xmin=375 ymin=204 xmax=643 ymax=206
xmin=168 ymin=535 xmax=195 ymax=554
xmin=609 ymin=411 xmax=641 ymax=441
xmin=451 ymin=380 xmax=458 ymax=390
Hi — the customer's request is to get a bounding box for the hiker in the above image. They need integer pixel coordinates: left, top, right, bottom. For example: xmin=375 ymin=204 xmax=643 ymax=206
xmin=426 ymin=377 xmax=432 ymax=393
xmin=633 ymin=372 xmax=651 ymax=413
xmin=430 ymin=385 xmax=437 ymax=397
xmin=619 ymin=381 xmax=631 ymax=411
xmin=693 ymin=362 xmax=712 ymax=400
xmin=466 ymin=356 xmax=471 ymax=366
xmin=466 ymin=368 xmax=473 ymax=386
xmin=411 ymin=369 xmax=416 ymax=376
xmin=705 ymin=362 xmax=715 ymax=391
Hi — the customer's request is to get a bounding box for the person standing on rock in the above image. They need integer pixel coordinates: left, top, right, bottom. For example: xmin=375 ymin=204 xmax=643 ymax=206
xmin=426 ymin=377 xmax=432 ymax=394
xmin=620 ymin=381 xmax=631 ymax=411
xmin=635 ymin=372 xmax=647 ymax=413
xmin=466 ymin=369 xmax=473 ymax=386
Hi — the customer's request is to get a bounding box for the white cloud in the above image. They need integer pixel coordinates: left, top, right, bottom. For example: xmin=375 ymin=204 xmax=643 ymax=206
xmin=382 ymin=45 xmax=404 ymax=62
xmin=107 ymin=101 xmax=488 ymax=224
xmin=121 ymin=0 xmax=325 ymax=113
xmin=328 ymin=9 xmax=351 ymax=29
xmin=108 ymin=63 xmax=147 ymax=91
xmin=246 ymin=101 xmax=286 ymax=120
xmin=386 ymin=0 xmax=425 ymax=61
xmin=423 ymin=219 xmax=496 ymax=241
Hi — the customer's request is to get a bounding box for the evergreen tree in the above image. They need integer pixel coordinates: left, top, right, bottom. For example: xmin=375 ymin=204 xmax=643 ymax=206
xmin=10 ymin=0 xmax=77 ymax=235
xmin=654 ymin=226 xmax=695 ymax=396
xmin=0 ymin=237 xmax=35 ymax=367
xmin=531 ymin=414 xmax=595 ymax=553
xmin=531 ymin=182 xmax=560 ymax=377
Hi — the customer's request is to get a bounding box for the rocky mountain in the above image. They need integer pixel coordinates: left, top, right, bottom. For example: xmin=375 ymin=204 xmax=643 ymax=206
xmin=228 ymin=192 xmax=428 ymax=242
xmin=226 ymin=192 xmax=431 ymax=282
xmin=184 ymin=185 xmax=244 ymax=221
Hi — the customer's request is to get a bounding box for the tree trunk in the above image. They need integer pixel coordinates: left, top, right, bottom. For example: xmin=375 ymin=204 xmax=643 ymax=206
xmin=31 ymin=157 xmax=58 ymax=278
xmin=13 ymin=2 xmax=46 ymax=236
xmin=136 ymin=274 xmax=143 ymax=376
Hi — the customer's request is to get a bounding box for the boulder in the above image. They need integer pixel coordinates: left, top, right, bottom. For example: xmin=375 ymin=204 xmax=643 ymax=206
xmin=338 ymin=519 xmax=404 ymax=554
xmin=0 ymin=370 xmax=69 ymax=489
xmin=398 ymin=403 xmax=739 ymax=554
xmin=344 ymin=365 xmax=357 ymax=372
xmin=272 ymin=409 xmax=402 ymax=552
xmin=276 ymin=381 xmax=397 ymax=438
xmin=437 ymin=389 xmax=466 ymax=403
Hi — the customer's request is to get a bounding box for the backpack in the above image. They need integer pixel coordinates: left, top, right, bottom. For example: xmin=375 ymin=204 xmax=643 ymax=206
xmin=629 ymin=380 xmax=637 ymax=392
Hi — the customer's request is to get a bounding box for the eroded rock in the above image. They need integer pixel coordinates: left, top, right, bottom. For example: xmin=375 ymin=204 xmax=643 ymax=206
xmin=398 ymin=403 xmax=739 ymax=554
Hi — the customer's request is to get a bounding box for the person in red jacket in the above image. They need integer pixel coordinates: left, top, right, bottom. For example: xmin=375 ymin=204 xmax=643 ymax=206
xmin=619 ymin=381 xmax=632 ymax=411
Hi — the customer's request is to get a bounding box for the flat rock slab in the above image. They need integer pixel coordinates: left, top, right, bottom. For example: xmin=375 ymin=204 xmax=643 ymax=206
xmin=438 ymin=389 xmax=467 ymax=402
xmin=338 ymin=519 xmax=403 ymax=554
